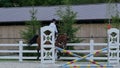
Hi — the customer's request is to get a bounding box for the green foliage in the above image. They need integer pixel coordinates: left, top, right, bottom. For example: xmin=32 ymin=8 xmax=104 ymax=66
xmin=20 ymin=8 xmax=41 ymax=43
xmin=111 ymin=15 xmax=120 ymax=29
xmin=1 ymin=0 xmax=120 ymax=7
xmin=106 ymin=0 xmax=120 ymax=3
xmin=56 ymin=5 xmax=79 ymax=43
xmin=0 ymin=0 xmax=13 ymax=7
xmin=107 ymin=0 xmax=120 ymax=29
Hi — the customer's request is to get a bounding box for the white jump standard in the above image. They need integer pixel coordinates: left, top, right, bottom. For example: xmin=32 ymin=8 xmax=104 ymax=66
xmin=41 ymin=26 xmax=55 ymax=63
xmin=108 ymin=28 xmax=119 ymax=65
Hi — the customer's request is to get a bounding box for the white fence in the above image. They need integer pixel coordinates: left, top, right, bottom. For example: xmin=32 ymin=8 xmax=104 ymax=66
xmin=0 ymin=39 xmax=120 ymax=62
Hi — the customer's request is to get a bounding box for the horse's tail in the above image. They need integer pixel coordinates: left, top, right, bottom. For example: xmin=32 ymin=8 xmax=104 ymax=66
xmin=28 ymin=34 xmax=39 ymax=46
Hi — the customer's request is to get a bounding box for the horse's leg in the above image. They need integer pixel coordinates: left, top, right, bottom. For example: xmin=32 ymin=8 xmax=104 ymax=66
xmin=57 ymin=46 xmax=63 ymax=59
xmin=36 ymin=37 xmax=41 ymax=60
xmin=63 ymin=42 xmax=67 ymax=56
xmin=37 ymin=46 xmax=40 ymax=60
xmin=57 ymin=50 xmax=62 ymax=59
xmin=57 ymin=43 xmax=66 ymax=58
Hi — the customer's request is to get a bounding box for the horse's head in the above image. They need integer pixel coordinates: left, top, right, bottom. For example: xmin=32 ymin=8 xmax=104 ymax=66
xmin=55 ymin=33 xmax=68 ymax=49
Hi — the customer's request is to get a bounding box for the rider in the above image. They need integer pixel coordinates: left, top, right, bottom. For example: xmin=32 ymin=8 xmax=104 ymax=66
xmin=49 ymin=19 xmax=58 ymax=39
xmin=49 ymin=19 xmax=59 ymax=59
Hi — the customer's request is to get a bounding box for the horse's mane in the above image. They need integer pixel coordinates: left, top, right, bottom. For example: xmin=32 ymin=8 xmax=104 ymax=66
xmin=28 ymin=34 xmax=38 ymax=46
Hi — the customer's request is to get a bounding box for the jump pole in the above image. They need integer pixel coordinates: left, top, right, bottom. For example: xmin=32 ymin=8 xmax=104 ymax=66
xmin=56 ymin=47 xmax=107 ymax=67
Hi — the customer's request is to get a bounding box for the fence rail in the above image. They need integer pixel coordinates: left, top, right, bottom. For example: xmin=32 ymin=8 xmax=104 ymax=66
xmin=0 ymin=39 xmax=119 ymax=62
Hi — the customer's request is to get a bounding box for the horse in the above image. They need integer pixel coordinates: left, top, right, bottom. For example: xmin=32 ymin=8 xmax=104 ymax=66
xmin=28 ymin=33 xmax=68 ymax=60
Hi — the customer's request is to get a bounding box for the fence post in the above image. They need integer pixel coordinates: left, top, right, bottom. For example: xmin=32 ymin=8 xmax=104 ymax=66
xmin=19 ymin=40 xmax=23 ymax=62
xmin=90 ymin=39 xmax=94 ymax=60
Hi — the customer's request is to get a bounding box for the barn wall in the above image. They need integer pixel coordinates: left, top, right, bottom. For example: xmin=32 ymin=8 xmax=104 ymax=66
xmin=0 ymin=23 xmax=107 ymax=43
xmin=74 ymin=23 xmax=107 ymax=43
xmin=0 ymin=25 xmax=25 ymax=43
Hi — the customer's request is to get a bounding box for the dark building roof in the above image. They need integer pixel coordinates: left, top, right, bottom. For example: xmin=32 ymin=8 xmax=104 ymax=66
xmin=0 ymin=3 xmax=120 ymax=22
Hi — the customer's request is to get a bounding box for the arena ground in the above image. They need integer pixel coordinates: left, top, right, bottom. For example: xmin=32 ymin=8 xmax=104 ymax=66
xmin=0 ymin=61 xmax=119 ymax=68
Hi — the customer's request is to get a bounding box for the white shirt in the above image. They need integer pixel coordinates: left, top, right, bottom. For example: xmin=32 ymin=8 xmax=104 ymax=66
xmin=49 ymin=22 xmax=58 ymax=33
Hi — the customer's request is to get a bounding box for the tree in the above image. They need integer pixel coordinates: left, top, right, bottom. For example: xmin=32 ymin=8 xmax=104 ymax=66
xmin=21 ymin=7 xmax=41 ymax=43
xmin=56 ymin=3 xmax=78 ymax=43
xmin=0 ymin=0 xmax=13 ymax=7
xmin=111 ymin=15 xmax=120 ymax=29
xmin=106 ymin=0 xmax=120 ymax=29
xmin=1 ymin=0 xmax=120 ymax=7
